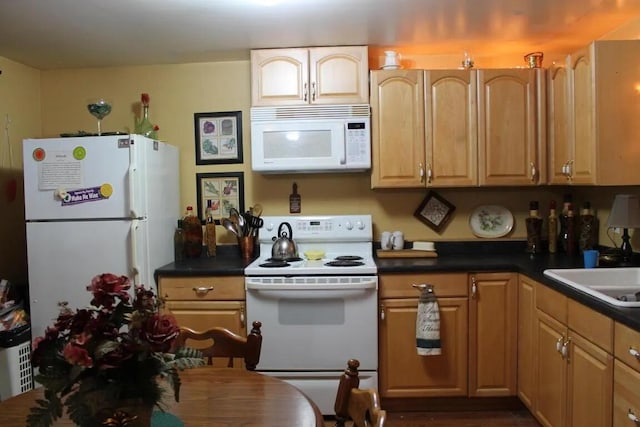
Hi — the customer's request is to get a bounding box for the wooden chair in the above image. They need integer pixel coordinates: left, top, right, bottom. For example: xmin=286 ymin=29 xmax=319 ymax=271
xmin=334 ymin=359 xmax=386 ymax=427
xmin=174 ymin=321 xmax=262 ymax=370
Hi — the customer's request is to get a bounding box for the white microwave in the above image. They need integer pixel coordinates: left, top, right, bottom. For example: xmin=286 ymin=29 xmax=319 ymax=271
xmin=250 ymin=104 xmax=371 ymax=173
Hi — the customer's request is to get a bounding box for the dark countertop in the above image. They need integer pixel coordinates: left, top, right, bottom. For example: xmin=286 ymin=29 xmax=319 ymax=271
xmin=154 ymin=241 xmax=640 ymax=332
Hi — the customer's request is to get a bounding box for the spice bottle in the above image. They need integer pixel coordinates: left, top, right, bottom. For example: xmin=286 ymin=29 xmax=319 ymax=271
xmin=548 ymin=200 xmax=558 ymax=254
xmin=174 ymin=219 xmax=185 ymax=262
xmin=183 ymin=206 xmax=203 ymax=258
xmin=578 ymin=201 xmax=598 ymax=253
xmin=205 ymin=202 xmax=217 ymax=257
xmin=526 ymin=201 xmax=543 ymax=254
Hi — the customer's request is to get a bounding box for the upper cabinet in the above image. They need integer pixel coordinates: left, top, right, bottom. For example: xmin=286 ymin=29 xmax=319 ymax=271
xmin=250 ymin=46 xmax=369 ymax=106
xmin=371 ymin=68 xmax=545 ymax=189
xmin=548 ymin=40 xmax=640 ymax=185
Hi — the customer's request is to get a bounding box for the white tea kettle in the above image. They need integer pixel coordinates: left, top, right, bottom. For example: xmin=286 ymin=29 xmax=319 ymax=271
xmin=271 ymin=222 xmax=299 ymax=260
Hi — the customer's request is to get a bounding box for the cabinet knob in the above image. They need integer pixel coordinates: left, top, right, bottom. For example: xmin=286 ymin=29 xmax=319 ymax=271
xmin=192 ymin=286 xmax=214 ymax=296
xmin=529 ymin=162 xmax=537 ymax=183
xmin=379 ymin=303 xmax=385 ymax=321
xmin=303 ymin=82 xmax=308 ymax=102
xmin=628 ymin=409 xmax=639 ymax=423
xmin=629 ymin=347 xmax=640 ymax=360
xmin=311 ymin=81 xmax=316 ymax=102
xmin=419 ymin=163 xmax=425 ymax=183
xmin=426 ymin=165 xmax=433 ymax=184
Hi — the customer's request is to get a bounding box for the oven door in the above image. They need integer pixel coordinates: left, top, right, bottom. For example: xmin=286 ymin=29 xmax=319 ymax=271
xmin=245 ymin=276 xmax=378 ymax=370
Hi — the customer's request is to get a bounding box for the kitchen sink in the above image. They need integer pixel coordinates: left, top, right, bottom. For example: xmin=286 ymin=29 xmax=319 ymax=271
xmin=543 ymin=267 xmax=640 ymax=308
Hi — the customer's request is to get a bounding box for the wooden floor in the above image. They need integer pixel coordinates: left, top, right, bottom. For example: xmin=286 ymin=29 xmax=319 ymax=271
xmin=324 ymin=409 xmax=541 ymax=426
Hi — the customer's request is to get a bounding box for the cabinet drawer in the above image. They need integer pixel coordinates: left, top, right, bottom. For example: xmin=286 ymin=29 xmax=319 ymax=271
xmin=379 ymin=273 xmax=468 ymax=298
xmin=568 ymin=299 xmax=613 ymax=353
xmin=615 ymin=322 xmax=640 ymax=370
xmin=535 ymin=284 xmax=567 ymax=323
xmin=159 ymin=276 xmax=245 ymax=301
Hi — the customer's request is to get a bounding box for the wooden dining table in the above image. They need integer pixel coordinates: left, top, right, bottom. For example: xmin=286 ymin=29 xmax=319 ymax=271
xmin=0 ymin=366 xmax=325 ymax=426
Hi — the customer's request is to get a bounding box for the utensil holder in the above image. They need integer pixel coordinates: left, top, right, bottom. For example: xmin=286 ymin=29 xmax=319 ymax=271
xmin=239 ymin=235 xmax=256 ymax=259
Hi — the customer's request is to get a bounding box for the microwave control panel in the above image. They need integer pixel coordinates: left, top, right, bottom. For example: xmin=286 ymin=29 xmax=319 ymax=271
xmin=345 ymin=120 xmax=370 ymax=166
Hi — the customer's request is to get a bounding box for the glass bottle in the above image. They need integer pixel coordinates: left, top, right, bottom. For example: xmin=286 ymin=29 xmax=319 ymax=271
xmin=526 ymin=201 xmax=543 ymax=254
xmin=205 ymin=202 xmax=217 ymax=257
xmin=182 ymin=206 xmax=203 ymax=259
xmin=562 ymin=203 xmax=577 ymax=256
xmin=578 ymin=201 xmax=598 ymax=253
xmin=134 ymin=93 xmax=158 ymax=139
xmin=547 ymin=200 xmax=558 ymax=254
xmin=174 ymin=219 xmax=185 ymax=262
xmin=558 ymin=194 xmax=573 ymax=253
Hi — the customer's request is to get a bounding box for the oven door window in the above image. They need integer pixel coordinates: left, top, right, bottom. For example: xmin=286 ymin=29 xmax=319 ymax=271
xmin=279 ymin=297 xmax=344 ymax=325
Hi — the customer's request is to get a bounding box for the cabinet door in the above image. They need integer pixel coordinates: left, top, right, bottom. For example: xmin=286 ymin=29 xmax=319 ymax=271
xmin=517 ymin=275 xmax=537 ymax=410
xmin=478 ymin=69 xmax=540 ymax=186
xmin=370 ymin=69 xmax=426 ymax=188
xmin=566 ymin=332 xmax=613 ymax=427
xmin=379 ymin=297 xmax=468 ymax=398
xmin=424 ymin=69 xmax=478 ymax=187
xmin=568 ymin=47 xmax=597 ymax=184
xmin=309 ymin=46 xmax=369 ymax=104
xmin=251 ymin=48 xmax=309 ymax=106
xmin=535 ymin=310 xmax=567 ymax=427
xmin=163 ymin=300 xmax=247 ymax=368
xmin=547 ymin=61 xmax=573 ymax=184
xmin=468 ymin=272 xmax=517 ymax=397
xmin=613 ymin=360 xmax=640 ymax=427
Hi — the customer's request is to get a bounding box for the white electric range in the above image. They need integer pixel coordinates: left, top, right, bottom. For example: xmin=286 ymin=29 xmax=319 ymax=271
xmin=244 ymin=215 xmax=378 ymax=415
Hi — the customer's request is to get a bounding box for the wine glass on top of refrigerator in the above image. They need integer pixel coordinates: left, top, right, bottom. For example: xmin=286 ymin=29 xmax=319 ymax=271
xmin=86 ymin=98 xmax=112 ymax=136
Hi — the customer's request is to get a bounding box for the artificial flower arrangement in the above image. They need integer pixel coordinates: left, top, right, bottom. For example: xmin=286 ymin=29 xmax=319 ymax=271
xmin=27 ymin=273 xmax=204 ymax=427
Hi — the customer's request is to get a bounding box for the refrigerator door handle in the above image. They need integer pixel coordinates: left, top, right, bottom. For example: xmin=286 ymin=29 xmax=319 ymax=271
xmin=128 ymin=141 xmax=139 ymax=218
xmin=130 ymin=220 xmax=140 ymax=285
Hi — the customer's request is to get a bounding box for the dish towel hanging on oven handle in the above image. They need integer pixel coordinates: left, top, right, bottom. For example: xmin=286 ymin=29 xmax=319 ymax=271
xmin=415 ymin=284 xmax=441 ymax=356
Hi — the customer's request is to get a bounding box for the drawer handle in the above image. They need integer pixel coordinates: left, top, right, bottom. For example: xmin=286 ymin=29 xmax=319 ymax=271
xmin=556 ymin=337 xmax=564 ymax=354
xmin=629 ymin=347 xmax=640 ymax=359
xmin=192 ymin=286 xmax=214 ymax=296
xmin=628 ymin=409 xmax=639 ymax=423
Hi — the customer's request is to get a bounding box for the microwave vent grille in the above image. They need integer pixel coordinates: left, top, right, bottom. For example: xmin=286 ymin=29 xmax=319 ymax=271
xmin=251 ymin=104 xmax=370 ymax=121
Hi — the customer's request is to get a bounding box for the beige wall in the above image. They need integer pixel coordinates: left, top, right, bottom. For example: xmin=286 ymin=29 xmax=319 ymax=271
xmin=0 ymin=56 xmax=41 ymax=282
xmin=37 ymin=60 xmax=639 ymax=248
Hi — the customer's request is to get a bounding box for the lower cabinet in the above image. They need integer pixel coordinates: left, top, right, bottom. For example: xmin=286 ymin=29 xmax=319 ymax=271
xmin=613 ymin=322 xmax=640 ymax=426
xmin=533 ymin=283 xmax=614 ymax=427
xmin=378 ymin=271 xmax=517 ymax=400
xmin=158 ymin=275 xmax=247 ymax=368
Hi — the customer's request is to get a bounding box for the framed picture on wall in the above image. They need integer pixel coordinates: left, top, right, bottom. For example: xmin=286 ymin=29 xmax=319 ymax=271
xmin=196 ymin=172 xmax=245 ymax=223
xmin=194 ymin=111 xmax=243 ymax=165
xmin=413 ymin=190 xmax=456 ymax=233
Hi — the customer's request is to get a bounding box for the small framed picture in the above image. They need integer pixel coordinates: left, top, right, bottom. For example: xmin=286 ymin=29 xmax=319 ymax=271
xmin=196 ymin=172 xmax=245 ymax=223
xmin=414 ymin=190 xmax=456 ymax=233
xmin=194 ymin=111 xmax=243 ymax=165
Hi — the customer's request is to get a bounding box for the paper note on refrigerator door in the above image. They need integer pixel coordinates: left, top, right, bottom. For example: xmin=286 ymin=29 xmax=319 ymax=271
xmin=35 ymin=150 xmax=83 ymax=190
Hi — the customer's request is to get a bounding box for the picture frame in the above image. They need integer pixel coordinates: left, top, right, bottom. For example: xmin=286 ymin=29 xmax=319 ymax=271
xmin=413 ymin=190 xmax=456 ymax=233
xmin=194 ymin=111 xmax=243 ymax=165
xmin=196 ymin=172 xmax=245 ymax=224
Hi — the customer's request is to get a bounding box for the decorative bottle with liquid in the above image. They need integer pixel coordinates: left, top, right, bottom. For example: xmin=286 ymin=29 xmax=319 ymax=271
xmin=548 ymin=200 xmax=558 ymax=254
xmin=557 ymin=194 xmax=573 ymax=253
xmin=526 ymin=201 xmax=543 ymax=253
xmin=182 ymin=206 xmax=203 ymax=259
xmin=560 ymin=203 xmax=577 ymax=256
xmin=578 ymin=201 xmax=598 ymax=252
xmin=205 ymin=202 xmax=217 ymax=257
xmin=174 ymin=220 xmax=185 ymax=262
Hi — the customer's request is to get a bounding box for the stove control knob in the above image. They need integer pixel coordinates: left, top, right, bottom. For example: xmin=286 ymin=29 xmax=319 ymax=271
xmin=266 ymin=222 xmax=275 ymax=232
xmin=356 ymin=220 xmax=365 ymax=230
xmin=345 ymin=220 xmax=354 ymax=230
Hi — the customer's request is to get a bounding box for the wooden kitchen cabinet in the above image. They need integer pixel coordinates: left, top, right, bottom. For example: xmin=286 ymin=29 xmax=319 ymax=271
xmin=159 ymin=275 xmax=247 ymax=368
xmin=370 ymin=69 xmax=425 ymax=188
xmin=548 ymin=40 xmax=640 ymax=185
xmin=613 ymin=322 xmax=640 ymax=426
xmin=477 ymin=68 xmax=545 ymax=186
xmin=371 ymin=68 xmax=543 ymax=188
xmin=534 ymin=284 xmax=614 ymax=427
xmin=517 ymin=274 xmax=537 ymax=411
xmin=250 ymin=46 xmax=369 ymax=106
xmin=468 ymin=272 xmax=517 ymax=397
xmin=378 ymin=273 xmax=468 ymax=398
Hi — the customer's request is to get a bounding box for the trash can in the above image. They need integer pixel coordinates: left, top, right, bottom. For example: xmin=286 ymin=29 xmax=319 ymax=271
xmin=0 ymin=315 xmax=33 ymax=400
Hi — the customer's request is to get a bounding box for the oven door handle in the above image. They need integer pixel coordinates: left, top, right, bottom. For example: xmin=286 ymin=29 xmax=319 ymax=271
xmin=245 ymin=281 xmax=377 ymax=291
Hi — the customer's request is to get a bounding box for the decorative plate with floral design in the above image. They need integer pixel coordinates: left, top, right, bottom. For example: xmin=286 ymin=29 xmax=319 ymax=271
xmin=469 ymin=205 xmax=514 ymax=238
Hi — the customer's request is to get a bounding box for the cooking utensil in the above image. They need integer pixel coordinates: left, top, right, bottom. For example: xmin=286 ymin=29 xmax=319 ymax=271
xmin=271 ymin=222 xmax=298 ymax=260
xmin=229 ymin=208 xmax=243 ymax=236
xmin=252 ymin=203 xmax=263 ymax=217
xmin=222 ymin=218 xmax=239 ymax=238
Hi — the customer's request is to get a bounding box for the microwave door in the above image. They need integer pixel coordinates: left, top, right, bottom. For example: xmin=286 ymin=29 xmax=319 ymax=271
xmin=252 ymin=121 xmax=346 ymax=172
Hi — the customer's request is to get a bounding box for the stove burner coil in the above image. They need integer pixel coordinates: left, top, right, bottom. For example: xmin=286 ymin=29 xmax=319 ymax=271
xmin=335 ymin=255 xmax=364 ymax=261
xmin=266 ymin=257 xmax=303 ymax=263
xmin=325 ymin=260 xmax=365 ymax=267
xmin=259 ymin=261 xmax=290 ymax=268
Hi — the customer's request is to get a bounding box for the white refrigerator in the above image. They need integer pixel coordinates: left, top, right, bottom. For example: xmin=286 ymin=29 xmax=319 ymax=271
xmin=23 ymin=135 xmax=179 ymax=340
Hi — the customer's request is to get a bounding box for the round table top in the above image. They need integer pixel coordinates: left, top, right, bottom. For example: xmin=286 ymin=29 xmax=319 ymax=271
xmin=0 ymin=366 xmax=324 ymax=426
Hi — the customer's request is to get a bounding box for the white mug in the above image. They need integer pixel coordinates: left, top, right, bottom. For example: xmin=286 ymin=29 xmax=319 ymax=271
xmin=383 ymin=50 xmax=400 ymax=67
xmin=381 ymin=231 xmax=393 ymax=250
xmin=392 ymin=231 xmax=404 ymax=250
